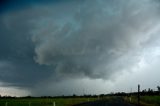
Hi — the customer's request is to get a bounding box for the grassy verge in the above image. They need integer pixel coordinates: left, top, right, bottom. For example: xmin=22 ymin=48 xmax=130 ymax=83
xmin=0 ymin=97 xmax=97 ymax=106
xmin=124 ymin=96 xmax=160 ymax=106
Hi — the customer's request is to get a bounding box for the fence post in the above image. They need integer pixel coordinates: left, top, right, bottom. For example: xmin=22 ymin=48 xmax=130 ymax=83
xmin=29 ymin=102 xmax=31 ymax=106
xmin=138 ymin=84 xmax=140 ymax=106
xmin=98 ymin=95 xmax=100 ymax=100
xmin=5 ymin=102 xmax=8 ymax=106
xmin=53 ymin=101 xmax=56 ymax=106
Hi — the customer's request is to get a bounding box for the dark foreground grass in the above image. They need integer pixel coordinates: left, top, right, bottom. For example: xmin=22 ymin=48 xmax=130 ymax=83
xmin=0 ymin=97 xmax=97 ymax=106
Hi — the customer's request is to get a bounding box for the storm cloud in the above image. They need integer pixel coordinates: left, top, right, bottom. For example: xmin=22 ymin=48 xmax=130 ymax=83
xmin=31 ymin=0 xmax=160 ymax=79
xmin=0 ymin=0 xmax=160 ymax=96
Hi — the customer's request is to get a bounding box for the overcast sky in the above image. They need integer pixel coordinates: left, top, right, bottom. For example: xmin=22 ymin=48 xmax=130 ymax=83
xmin=0 ymin=0 xmax=160 ymax=96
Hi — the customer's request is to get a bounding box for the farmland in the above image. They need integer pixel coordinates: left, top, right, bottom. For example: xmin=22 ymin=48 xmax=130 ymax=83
xmin=125 ymin=95 xmax=160 ymax=106
xmin=140 ymin=96 xmax=160 ymax=106
xmin=0 ymin=97 xmax=97 ymax=106
xmin=1 ymin=95 xmax=160 ymax=106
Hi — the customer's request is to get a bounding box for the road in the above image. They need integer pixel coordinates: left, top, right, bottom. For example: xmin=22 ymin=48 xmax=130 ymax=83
xmin=73 ymin=97 xmax=136 ymax=106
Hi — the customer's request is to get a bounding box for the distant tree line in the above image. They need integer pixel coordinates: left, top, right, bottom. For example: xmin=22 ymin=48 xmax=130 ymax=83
xmin=139 ymin=86 xmax=160 ymax=96
xmin=0 ymin=86 xmax=160 ymax=98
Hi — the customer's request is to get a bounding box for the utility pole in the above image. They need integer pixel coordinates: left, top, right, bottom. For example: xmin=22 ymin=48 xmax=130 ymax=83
xmin=138 ymin=84 xmax=140 ymax=106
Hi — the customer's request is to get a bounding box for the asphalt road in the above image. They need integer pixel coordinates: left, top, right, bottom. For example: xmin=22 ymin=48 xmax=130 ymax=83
xmin=73 ymin=97 xmax=136 ymax=106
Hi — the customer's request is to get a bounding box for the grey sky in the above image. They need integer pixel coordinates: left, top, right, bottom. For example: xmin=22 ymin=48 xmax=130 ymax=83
xmin=0 ymin=0 xmax=160 ymax=96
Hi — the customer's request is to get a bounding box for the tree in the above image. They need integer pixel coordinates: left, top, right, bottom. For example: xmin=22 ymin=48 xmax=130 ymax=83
xmin=157 ymin=86 xmax=160 ymax=92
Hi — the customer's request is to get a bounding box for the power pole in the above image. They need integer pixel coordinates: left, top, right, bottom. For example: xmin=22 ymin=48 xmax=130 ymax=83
xmin=138 ymin=84 xmax=140 ymax=106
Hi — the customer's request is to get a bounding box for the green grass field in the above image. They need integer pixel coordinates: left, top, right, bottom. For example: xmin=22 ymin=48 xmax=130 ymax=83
xmin=124 ymin=95 xmax=160 ymax=106
xmin=0 ymin=97 xmax=97 ymax=106
xmin=140 ymin=96 xmax=160 ymax=106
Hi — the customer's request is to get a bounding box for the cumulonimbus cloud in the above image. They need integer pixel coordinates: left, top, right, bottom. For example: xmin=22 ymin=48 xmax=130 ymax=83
xmin=31 ymin=0 xmax=160 ymax=79
xmin=1 ymin=0 xmax=160 ymax=96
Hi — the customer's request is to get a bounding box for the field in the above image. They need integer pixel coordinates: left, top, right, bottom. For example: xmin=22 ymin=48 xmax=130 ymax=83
xmin=0 ymin=97 xmax=97 ymax=106
xmin=124 ymin=95 xmax=160 ymax=106
xmin=140 ymin=96 xmax=160 ymax=106
xmin=2 ymin=95 xmax=160 ymax=106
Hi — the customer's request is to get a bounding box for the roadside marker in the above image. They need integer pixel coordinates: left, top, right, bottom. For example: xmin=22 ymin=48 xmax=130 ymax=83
xmin=29 ymin=102 xmax=31 ymax=106
xmin=129 ymin=97 xmax=132 ymax=102
xmin=53 ymin=101 xmax=56 ymax=106
xmin=5 ymin=102 xmax=8 ymax=106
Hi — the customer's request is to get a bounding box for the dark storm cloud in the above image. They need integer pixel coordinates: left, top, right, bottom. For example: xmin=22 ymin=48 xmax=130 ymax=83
xmin=0 ymin=0 xmax=160 ymax=96
xmin=0 ymin=0 xmax=57 ymax=13
xmin=32 ymin=0 xmax=160 ymax=79
xmin=0 ymin=7 xmax=53 ymax=88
